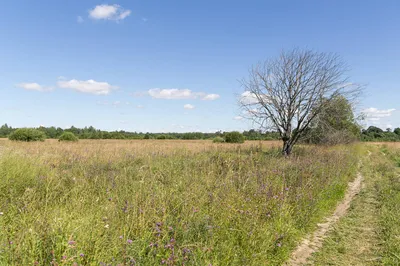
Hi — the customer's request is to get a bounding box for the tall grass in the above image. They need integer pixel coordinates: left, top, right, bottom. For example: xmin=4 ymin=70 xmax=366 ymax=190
xmin=0 ymin=140 xmax=359 ymax=265
xmin=372 ymin=145 xmax=400 ymax=264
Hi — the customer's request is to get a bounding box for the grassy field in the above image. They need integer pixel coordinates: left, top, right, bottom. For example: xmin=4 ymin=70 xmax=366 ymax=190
xmin=309 ymin=144 xmax=400 ymax=265
xmin=0 ymin=139 xmax=360 ymax=265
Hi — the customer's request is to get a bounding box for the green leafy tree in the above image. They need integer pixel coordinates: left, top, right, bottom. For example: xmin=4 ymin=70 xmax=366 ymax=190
xmin=224 ymin=131 xmax=245 ymax=143
xmin=9 ymin=128 xmax=46 ymax=142
xmin=304 ymin=95 xmax=361 ymax=144
xmin=58 ymin=132 xmax=79 ymax=142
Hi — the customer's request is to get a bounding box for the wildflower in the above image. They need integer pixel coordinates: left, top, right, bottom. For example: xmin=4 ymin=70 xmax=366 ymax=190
xmin=285 ymin=187 xmax=289 ymax=191
xmin=62 ymin=256 xmax=67 ymax=260
xmin=68 ymin=240 xmax=76 ymax=245
xmin=119 ymin=235 xmax=123 ymax=239
xmin=277 ymin=242 xmax=282 ymax=247
xmin=0 ymin=212 xmax=3 ymax=215
xmin=104 ymin=224 xmax=109 ymax=229
xmin=127 ymin=239 xmax=133 ymax=244
xmin=80 ymin=253 xmax=84 ymax=257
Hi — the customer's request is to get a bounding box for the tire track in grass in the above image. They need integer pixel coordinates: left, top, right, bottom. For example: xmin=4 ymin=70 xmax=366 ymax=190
xmin=286 ymin=172 xmax=363 ymax=265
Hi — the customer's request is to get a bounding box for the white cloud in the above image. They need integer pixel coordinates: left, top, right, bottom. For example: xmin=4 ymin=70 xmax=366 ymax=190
xmin=202 ymin=93 xmax=220 ymax=101
xmin=148 ymin=88 xmax=220 ymax=100
xmin=77 ymin=16 xmax=84 ymax=23
xmin=57 ymin=79 xmax=117 ymax=95
xmin=89 ymin=4 xmax=131 ymax=21
xmin=17 ymin=82 xmax=53 ymax=92
xmin=362 ymin=107 xmax=396 ymax=121
xmin=234 ymin=116 xmax=243 ymax=120
xmin=136 ymin=105 xmax=144 ymax=109
xmin=149 ymin=89 xmax=193 ymax=99
xmin=240 ymin=91 xmax=259 ymax=104
xmin=184 ymin=104 xmax=195 ymax=110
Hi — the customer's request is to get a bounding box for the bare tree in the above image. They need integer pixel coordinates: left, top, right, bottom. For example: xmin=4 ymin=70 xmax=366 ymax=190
xmin=240 ymin=49 xmax=360 ymax=156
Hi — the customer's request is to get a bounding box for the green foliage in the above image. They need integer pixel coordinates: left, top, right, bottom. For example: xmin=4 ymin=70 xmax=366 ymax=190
xmin=305 ymin=95 xmax=361 ymax=144
xmin=156 ymin=134 xmax=167 ymax=139
xmin=212 ymin=136 xmax=225 ymax=143
xmin=58 ymin=132 xmax=79 ymax=142
xmin=0 ymin=123 xmax=14 ymax=137
xmin=361 ymin=126 xmax=400 ymax=142
xmin=8 ymin=128 xmax=46 ymax=142
xmin=224 ymin=131 xmax=245 ymax=143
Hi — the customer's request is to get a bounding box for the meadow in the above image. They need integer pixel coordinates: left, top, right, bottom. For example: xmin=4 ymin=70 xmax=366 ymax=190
xmin=0 ymin=139 xmax=361 ymax=265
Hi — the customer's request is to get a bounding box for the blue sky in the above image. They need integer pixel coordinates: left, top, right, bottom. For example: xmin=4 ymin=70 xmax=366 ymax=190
xmin=0 ymin=0 xmax=399 ymax=132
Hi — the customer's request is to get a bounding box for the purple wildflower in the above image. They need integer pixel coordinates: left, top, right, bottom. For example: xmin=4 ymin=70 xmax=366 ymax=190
xmin=127 ymin=239 xmax=133 ymax=244
xmin=80 ymin=253 xmax=84 ymax=257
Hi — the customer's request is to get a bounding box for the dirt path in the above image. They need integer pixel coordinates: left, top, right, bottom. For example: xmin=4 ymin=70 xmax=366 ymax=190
xmin=286 ymin=172 xmax=364 ymax=265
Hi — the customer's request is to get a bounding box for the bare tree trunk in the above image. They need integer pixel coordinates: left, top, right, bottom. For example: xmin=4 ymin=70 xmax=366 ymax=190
xmin=282 ymin=140 xmax=292 ymax=156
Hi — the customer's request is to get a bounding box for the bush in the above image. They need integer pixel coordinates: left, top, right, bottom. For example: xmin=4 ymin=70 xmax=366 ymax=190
xmin=156 ymin=135 xmax=167 ymax=140
xmin=224 ymin=131 xmax=245 ymax=143
xmin=8 ymin=128 xmax=46 ymax=142
xmin=58 ymin=132 xmax=78 ymax=142
xmin=212 ymin=137 xmax=225 ymax=143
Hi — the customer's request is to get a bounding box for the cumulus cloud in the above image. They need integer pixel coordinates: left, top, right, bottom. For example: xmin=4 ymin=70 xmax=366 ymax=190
xmin=184 ymin=104 xmax=195 ymax=110
xmin=17 ymin=82 xmax=53 ymax=92
xmin=362 ymin=107 xmax=396 ymax=121
xmin=240 ymin=91 xmax=260 ymax=104
xmin=148 ymin=88 xmax=220 ymax=100
xmin=89 ymin=4 xmax=131 ymax=21
xmin=58 ymin=79 xmax=117 ymax=95
xmin=202 ymin=94 xmax=220 ymax=101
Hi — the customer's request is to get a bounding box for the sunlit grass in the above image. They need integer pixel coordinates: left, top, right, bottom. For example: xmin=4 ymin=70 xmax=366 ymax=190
xmin=0 ymin=140 xmax=359 ymax=265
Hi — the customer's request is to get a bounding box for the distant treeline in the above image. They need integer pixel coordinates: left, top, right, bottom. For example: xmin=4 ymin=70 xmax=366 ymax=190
xmin=0 ymin=124 xmax=280 ymax=140
xmin=1 ymin=124 xmax=399 ymax=142
xmin=361 ymin=126 xmax=400 ymax=142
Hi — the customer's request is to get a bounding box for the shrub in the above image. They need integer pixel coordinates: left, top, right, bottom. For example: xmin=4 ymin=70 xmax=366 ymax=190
xmin=224 ymin=131 xmax=245 ymax=143
xmin=58 ymin=132 xmax=78 ymax=142
xmin=8 ymin=128 xmax=46 ymax=142
xmin=213 ymin=136 xmax=225 ymax=143
xmin=156 ymin=135 xmax=167 ymax=140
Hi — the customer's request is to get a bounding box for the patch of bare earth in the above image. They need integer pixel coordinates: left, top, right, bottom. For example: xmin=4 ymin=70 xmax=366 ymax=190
xmin=286 ymin=172 xmax=363 ymax=265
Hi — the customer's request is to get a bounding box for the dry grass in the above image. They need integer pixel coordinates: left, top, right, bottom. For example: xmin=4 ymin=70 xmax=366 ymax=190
xmin=0 ymin=139 xmax=359 ymax=265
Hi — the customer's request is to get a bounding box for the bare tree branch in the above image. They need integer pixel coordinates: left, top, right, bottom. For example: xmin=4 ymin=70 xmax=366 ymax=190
xmin=239 ymin=48 xmax=362 ymax=156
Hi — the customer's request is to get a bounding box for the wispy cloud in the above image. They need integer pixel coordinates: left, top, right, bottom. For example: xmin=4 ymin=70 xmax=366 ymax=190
xmin=362 ymin=107 xmax=396 ymax=121
xmin=202 ymin=94 xmax=220 ymax=101
xmin=148 ymin=88 xmax=220 ymax=100
xmin=89 ymin=4 xmax=131 ymax=21
xmin=58 ymin=79 xmax=117 ymax=95
xmin=16 ymin=82 xmax=53 ymax=92
xmin=234 ymin=116 xmax=243 ymax=120
xmin=184 ymin=104 xmax=195 ymax=110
